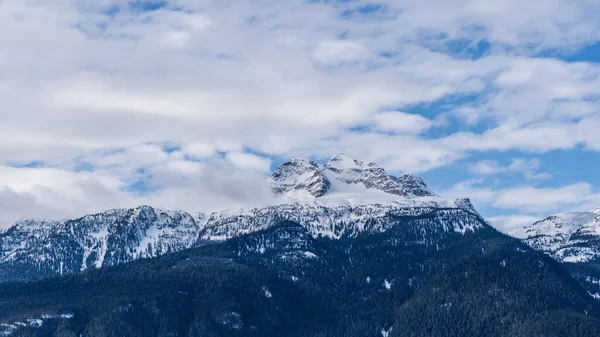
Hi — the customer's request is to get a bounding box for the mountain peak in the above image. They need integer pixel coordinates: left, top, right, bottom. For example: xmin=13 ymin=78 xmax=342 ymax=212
xmin=268 ymin=158 xmax=331 ymax=198
xmin=322 ymin=155 xmax=435 ymax=198
xmin=593 ymin=207 xmax=600 ymax=215
xmin=266 ymin=155 xmax=436 ymax=199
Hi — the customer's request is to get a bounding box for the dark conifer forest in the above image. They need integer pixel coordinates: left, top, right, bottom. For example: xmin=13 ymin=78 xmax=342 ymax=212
xmin=1 ymin=221 xmax=600 ymax=337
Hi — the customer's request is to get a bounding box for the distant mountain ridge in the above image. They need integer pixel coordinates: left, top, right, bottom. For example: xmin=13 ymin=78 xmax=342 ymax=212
xmin=0 ymin=154 xmax=468 ymax=283
xmin=516 ymin=209 xmax=600 ymax=299
xmin=516 ymin=210 xmax=600 ymax=263
xmin=0 ymin=206 xmax=202 ymax=282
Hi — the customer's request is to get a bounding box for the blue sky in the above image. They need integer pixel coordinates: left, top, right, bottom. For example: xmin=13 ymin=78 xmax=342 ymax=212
xmin=0 ymin=0 xmax=599 ymax=231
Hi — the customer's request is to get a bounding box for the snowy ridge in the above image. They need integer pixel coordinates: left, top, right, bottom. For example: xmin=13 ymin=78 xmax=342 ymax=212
xmin=517 ymin=211 xmax=600 ymax=263
xmin=200 ymin=196 xmax=484 ymax=241
xmin=0 ymin=154 xmax=482 ymax=282
xmin=0 ymin=206 xmax=203 ymax=278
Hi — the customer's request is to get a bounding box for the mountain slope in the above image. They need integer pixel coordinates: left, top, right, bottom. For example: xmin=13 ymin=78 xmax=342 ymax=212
xmin=1 ymin=218 xmax=599 ymax=337
xmin=0 ymin=206 xmax=202 ymax=282
xmin=516 ymin=209 xmax=600 ymax=299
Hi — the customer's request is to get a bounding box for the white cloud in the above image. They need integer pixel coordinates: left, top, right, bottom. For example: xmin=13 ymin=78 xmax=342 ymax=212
xmin=445 ymin=180 xmax=600 ymax=215
xmin=0 ymin=157 xmax=276 ymax=228
xmin=371 ymin=111 xmax=433 ymax=134
xmin=441 ymin=179 xmax=600 ymax=232
xmin=442 ymin=121 xmax=597 ymax=153
xmin=181 ymin=143 xmax=217 ymax=159
xmin=288 ymin=131 xmax=462 ymax=173
xmin=469 ymin=158 xmax=550 ymax=180
xmin=225 ymin=152 xmax=272 ymax=172
xmin=311 ymin=40 xmax=373 ymax=67
xmin=0 ymin=166 xmax=131 ymax=227
xmin=487 ymin=215 xmax=543 ymax=234
xmin=1 ymin=0 xmax=600 ymax=226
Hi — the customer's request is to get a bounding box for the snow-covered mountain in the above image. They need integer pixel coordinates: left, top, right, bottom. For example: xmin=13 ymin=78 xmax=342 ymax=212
xmin=515 ymin=209 xmax=600 ymax=263
xmin=0 ymin=154 xmax=480 ymax=283
xmin=204 ymin=154 xmax=473 ymax=241
xmin=516 ymin=208 xmax=600 ymax=298
xmin=0 ymin=206 xmax=202 ymax=281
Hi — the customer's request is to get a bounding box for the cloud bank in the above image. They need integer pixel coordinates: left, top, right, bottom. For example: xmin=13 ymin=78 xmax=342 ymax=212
xmin=1 ymin=0 xmax=599 ymax=229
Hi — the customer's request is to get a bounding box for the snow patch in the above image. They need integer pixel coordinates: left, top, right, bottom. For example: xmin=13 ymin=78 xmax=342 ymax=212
xmin=219 ymin=312 xmax=243 ymax=330
xmin=27 ymin=319 xmax=43 ymax=328
xmin=381 ymin=327 xmax=393 ymax=337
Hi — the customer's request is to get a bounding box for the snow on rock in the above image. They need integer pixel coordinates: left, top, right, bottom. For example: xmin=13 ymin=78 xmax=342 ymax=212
xmin=263 ymin=287 xmax=273 ymax=298
xmin=0 ymin=324 xmax=17 ymax=336
xmin=268 ymin=159 xmax=331 ymax=198
xmin=384 ymin=279 xmax=392 ymax=290
xmin=517 ymin=211 xmax=600 ymax=263
xmin=381 ymin=327 xmax=393 ymax=337
xmin=0 ymin=206 xmax=204 ymax=278
xmin=27 ymin=319 xmax=42 ymax=328
xmin=0 ymin=312 xmax=75 ymax=336
xmin=323 ymin=154 xmax=435 ymax=198
xmin=200 ymin=196 xmax=485 ymax=242
xmin=392 ymin=174 xmax=437 ymax=198
xmin=218 ymin=312 xmax=243 ymax=330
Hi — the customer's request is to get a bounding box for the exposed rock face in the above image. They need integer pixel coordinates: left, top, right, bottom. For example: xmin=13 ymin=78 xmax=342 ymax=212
xmin=391 ymin=174 xmax=436 ymax=197
xmin=268 ymin=159 xmax=331 ymax=198
xmin=323 ymin=154 xmax=435 ymax=197
xmin=323 ymin=154 xmax=404 ymax=195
